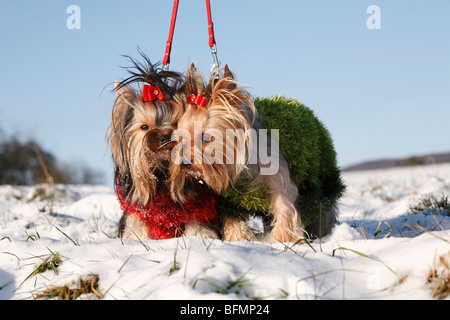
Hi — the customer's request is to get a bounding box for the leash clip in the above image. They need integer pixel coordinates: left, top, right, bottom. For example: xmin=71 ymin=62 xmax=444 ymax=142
xmin=210 ymin=44 xmax=221 ymax=77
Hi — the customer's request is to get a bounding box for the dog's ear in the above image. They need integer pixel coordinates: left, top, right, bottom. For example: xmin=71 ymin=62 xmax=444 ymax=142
xmin=185 ymin=63 xmax=205 ymax=96
xmin=108 ymin=82 xmax=136 ymax=175
xmin=221 ymin=64 xmax=237 ymax=91
xmin=223 ymin=64 xmax=235 ymax=80
xmin=189 ymin=63 xmax=197 ymax=72
xmin=208 ymin=64 xmax=254 ymax=117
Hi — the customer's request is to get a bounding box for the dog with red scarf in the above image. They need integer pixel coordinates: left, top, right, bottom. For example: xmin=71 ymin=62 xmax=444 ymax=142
xmin=107 ymin=52 xmax=220 ymax=240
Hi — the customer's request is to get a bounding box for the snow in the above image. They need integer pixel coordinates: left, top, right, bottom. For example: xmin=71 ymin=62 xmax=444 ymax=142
xmin=0 ymin=164 xmax=449 ymax=300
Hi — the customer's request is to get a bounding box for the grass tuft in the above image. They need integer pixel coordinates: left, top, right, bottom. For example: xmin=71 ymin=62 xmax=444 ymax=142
xmin=193 ymin=269 xmax=253 ymax=297
xmin=17 ymin=249 xmax=63 ymax=290
xmin=36 ymin=275 xmax=102 ymax=300
xmin=32 ymin=250 xmax=62 ymax=276
xmin=409 ymin=193 xmax=450 ymax=216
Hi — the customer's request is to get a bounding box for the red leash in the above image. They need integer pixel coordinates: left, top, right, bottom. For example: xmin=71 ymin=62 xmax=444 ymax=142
xmin=206 ymin=0 xmax=216 ymax=47
xmin=162 ymin=0 xmax=220 ymax=73
xmin=162 ymin=0 xmax=179 ymax=70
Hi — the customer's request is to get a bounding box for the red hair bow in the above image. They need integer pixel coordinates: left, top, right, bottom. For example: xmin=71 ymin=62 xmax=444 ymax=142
xmin=143 ymin=85 xmax=165 ymax=102
xmin=187 ymin=94 xmax=207 ymax=108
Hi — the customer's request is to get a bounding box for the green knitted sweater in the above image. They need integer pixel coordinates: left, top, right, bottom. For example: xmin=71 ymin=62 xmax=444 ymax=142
xmin=217 ymin=96 xmax=346 ymax=228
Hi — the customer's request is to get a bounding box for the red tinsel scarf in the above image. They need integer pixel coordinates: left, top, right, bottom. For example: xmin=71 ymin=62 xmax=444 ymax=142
xmin=116 ymin=183 xmax=218 ymax=240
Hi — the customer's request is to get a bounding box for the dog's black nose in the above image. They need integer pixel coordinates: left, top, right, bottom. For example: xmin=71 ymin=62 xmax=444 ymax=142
xmin=182 ymin=160 xmax=192 ymax=169
xmin=159 ymin=135 xmax=171 ymax=145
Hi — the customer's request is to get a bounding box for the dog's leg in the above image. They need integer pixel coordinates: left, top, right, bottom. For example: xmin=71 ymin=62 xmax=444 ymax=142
xmin=183 ymin=220 xmax=219 ymax=239
xmin=120 ymin=214 xmax=152 ymax=240
xmin=117 ymin=213 xmax=128 ymax=238
xmin=222 ymin=216 xmax=256 ymax=241
xmin=306 ymin=205 xmax=339 ymax=239
xmin=260 ymin=162 xmax=305 ymax=243
xmin=267 ymin=191 xmax=304 ymax=243
xmin=249 ymin=117 xmax=304 ymax=243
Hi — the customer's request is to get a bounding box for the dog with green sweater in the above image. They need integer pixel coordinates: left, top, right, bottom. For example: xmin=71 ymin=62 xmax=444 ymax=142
xmin=170 ymin=65 xmax=346 ymax=242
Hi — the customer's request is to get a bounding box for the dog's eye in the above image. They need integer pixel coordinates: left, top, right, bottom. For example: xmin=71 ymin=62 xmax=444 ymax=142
xmin=202 ymin=134 xmax=212 ymax=143
xmin=141 ymin=125 xmax=149 ymax=131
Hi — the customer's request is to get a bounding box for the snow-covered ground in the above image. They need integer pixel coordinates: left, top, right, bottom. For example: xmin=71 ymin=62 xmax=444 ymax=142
xmin=0 ymin=163 xmax=449 ymax=300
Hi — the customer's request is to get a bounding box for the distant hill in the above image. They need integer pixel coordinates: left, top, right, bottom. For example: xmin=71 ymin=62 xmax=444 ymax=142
xmin=342 ymin=152 xmax=450 ymax=172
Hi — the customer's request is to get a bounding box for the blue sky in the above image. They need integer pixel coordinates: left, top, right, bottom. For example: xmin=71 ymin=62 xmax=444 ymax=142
xmin=1 ymin=1 xmax=449 ymax=184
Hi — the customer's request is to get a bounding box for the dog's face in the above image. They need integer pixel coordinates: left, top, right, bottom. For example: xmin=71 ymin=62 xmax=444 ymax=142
xmin=169 ymin=65 xmax=255 ymax=202
xmin=108 ymin=82 xmax=183 ymax=205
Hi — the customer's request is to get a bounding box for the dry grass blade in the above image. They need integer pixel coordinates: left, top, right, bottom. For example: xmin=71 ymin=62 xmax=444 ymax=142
xmin=36 ymin=275 xmax=102 ymax=300
xmin=427 ymin=252 xmax=450 ymax=300
xmin=374 ymin=221 xmax=392 ymax=238
xmin=408 ymin=223 xmax=450 ymax=244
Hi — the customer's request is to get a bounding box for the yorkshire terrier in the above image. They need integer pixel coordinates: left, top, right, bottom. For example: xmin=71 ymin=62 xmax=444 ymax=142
xmin=107 ymin=54 xmax=219 ymax=240
xmin=169 ymin=64 xmax=299 ymax=242
xmin=169 ymin=64 xmax=345 ymax=243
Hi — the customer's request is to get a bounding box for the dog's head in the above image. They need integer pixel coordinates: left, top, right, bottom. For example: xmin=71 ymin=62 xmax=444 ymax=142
xmin=169 ymin=64 xmax=255 ymax=202
xmin=107 ymin=53 xmax=184 ymax=205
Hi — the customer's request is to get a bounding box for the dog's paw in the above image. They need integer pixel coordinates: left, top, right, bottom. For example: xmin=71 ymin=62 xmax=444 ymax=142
xmin=183 ymin=221 xmax=220 ymax=239
xmin=266 ymin=227 xmax=306 ymax=244
xmin=222 ymin=217 xmax=256 ymax=242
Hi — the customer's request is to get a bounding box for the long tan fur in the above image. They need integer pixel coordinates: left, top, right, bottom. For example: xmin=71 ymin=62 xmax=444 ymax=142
xmin=107 ymin=82 xmax=183 ymax=206
xmin=169 ymin=65 xmax=305 ymax=243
